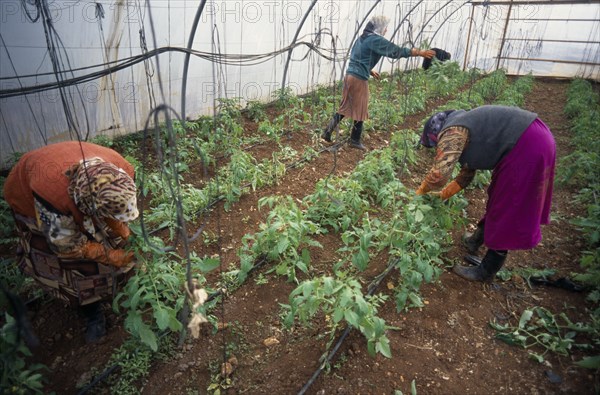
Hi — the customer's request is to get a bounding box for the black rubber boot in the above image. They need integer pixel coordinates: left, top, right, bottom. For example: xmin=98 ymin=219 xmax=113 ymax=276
xmin=321 ymin=113 xmax=344 ymax=142
xmin=463 ymin=222 xmax=485 ymax=254
xmin=348 ymin=121 xmax=366 ymax=150
xmin=453 ymin=249 xmax=507 ymax=283
xmin=81 ymin=302 xmax=107 ymax=343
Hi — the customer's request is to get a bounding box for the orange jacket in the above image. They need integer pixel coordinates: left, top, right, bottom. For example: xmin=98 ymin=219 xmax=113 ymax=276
xmin=4 ymin=141 xmax=134 ymax=226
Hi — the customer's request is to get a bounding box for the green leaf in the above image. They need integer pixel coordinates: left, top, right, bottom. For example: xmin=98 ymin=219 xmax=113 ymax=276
xmin=489 ymin=321 xmax=508 ymax=331
xmin=138 ymin=323 xmax=158 ymax=351
xmin=333 ymin=308 xmax=344 ymax=323
xmin=154 ymin=307 xmax=171 ymax=331
xmin=277 ymin=238 xmax=290 ymax=254
xmin=275 ymin=264 xmax=288 ymax=275
xmin=414 ymin=210 xmax=424 ymax=223
xmin=528 ymin=352 xmax=545 ymax=363
xmin=408 ymin=292 xmax=424 ymax=308
xmin=376 ymin=337 xmax=392 ymax=358
xmin=283 ymin=311 xmax=295 ymax=328
xmin=352 ymin=249 xmax=370 ymax=272
xmin=367 ymin=339 xmax=376 ymax=357
xmin=411 ymin=379 xmax=417 ymax=395
xmin=575 ymin=355 xmax=600 ymax=369
xmin=126 ymin=310 xmax=144 ymax=332
xmin=296 ymin=260 xmax=309 ymax=274
xmin=518 ymin=309 xmax=534 ymax=329
xmin=495 ymin=333 xmax=520 ymax=346
xmin=323 ymin=277 xmax=334 ymax=294
xmin=198 ymin=257 xmax=220 ymax=272
xmin=344 ymin=310 xmax=360 ymax=327
xmin=301 ymin=248 xmax=311 ymax=265
xmin=130 ymin=286 xmax=146 ymax=310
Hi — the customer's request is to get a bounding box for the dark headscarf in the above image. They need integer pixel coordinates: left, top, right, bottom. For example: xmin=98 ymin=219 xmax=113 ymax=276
xmin=420 ymin=110 xmax=455 ymax=148
xmin=360 ymin=21 xmax=376 ymax=39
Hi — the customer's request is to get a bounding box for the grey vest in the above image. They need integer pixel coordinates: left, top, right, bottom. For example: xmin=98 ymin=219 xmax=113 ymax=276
xmin=442 ymin=105 xmax=537 ymax=170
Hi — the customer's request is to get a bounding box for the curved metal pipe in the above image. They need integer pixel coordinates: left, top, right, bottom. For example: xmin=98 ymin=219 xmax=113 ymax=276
xmin=424 ymin=0 xmax=472 ymax=44
xmin=388 ymin=0 xmax=426 ymax=46
xmin=281 ymin=0 xmax=318 ymax=90
xmin=181 ymin=0 xmax=208 ymax=122
xmin=339 ymin=0 xmax=381 ymax=74
xmin=377 ymin=0 xmax=425 ymax=74
xmin=413 ymin=0 xmax=455 ymax=46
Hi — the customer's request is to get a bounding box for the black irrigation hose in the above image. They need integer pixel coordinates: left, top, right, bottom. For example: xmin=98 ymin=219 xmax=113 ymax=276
xmin=297 ymin=257 xmax=400 ymax=395
xmin=0 ymin=43 xmax=343 ymax=99
xmin=76 ymin=364 xmax=120 ymax=395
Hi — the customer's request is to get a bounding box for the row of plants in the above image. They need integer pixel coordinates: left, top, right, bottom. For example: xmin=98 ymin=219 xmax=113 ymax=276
xmin=130 ymin=62 xmax=478 ymax=237
xmin=288 ymin=71 xmax=536 ymax=353
xmin=91 ymin=62 xmax=481 ymax=391
xmin=0 ymin=64 xmax=513 ymax=393
xmin=560 ymin=78 xmax=600 ymax=287
xmin=222 ymin=71 xmax=535 ymax=365
xmin=90 ymin=66 xmax=527 ymax=393
xmin=282 ymin=133 xmax=467 ymax=359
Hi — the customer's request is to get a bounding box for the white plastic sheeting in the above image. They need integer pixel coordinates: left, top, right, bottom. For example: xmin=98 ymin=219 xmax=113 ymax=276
xmin=0 ymin=0 xmax=598 ymax=166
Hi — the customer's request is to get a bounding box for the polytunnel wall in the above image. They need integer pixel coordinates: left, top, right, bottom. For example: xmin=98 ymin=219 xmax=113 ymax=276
xmin=0 ymin=0 xmax=599 ymax=167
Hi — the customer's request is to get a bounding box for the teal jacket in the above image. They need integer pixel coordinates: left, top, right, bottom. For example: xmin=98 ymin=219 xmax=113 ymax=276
xmin=346 ymin=34 xmax=412 ymax=80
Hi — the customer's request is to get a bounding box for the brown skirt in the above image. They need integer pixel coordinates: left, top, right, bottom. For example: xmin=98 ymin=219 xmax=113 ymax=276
xmin=338 ymin=74 xmax=369 ymax=121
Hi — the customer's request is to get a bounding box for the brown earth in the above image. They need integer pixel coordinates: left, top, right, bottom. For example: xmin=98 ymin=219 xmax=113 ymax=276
xmin=8 ymin=78 xmax=598 ymax=395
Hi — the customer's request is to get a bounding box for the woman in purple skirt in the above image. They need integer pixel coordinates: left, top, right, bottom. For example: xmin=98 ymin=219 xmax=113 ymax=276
xmin=415 ymin=105 xmax=556 ymax=282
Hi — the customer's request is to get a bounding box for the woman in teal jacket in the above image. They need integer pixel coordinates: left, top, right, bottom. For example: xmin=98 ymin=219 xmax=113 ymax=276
xmin=321 ymin=15 xmax=434 ymax=150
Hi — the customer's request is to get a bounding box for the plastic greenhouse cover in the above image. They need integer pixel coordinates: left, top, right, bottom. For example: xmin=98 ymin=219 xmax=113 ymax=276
xmin=0 ymin=0 xmax=598 ymax=163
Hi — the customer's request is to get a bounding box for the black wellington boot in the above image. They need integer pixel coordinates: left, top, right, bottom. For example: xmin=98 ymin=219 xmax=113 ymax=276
xmin=321 ymin=113 xmax=344 ymax=142
xmin=81 ymin=302 xmax=107 ymax=343
xmin=453 ymin=249 xmax=507 ymax=283
xmin=463 ymin=222 xmax=485 ymax=254
xmin=348 ymin=121 xmax=366 ymax=150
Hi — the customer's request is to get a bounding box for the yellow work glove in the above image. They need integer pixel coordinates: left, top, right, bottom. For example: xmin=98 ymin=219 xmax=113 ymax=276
xmin=104 ymin=217 xmax=131 ymax=240
xmin=415 ymin=180 xmax=431 ymax=196
xmin=439 ymin=180 xmax=463 ymax=200
xmin=81 ymin=241 xmax=134 ymax=268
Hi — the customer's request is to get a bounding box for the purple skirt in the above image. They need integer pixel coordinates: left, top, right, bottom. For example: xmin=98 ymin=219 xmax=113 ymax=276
xmin=483 ymin=118 xmax=556 ymax=250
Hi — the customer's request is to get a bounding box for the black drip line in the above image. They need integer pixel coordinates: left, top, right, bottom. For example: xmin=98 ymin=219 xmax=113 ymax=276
xmin=37 ymin=0 xmax=91 ymax=141
xmin=297 ymin=256 xmax=400 ymax=395
xmin=0 ymin=32 xmax=48 ymax=144
xmin=0 ymin=42 xmax=346 ymax=99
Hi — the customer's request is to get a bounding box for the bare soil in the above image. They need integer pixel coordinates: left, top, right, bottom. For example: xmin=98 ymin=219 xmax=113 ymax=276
xmin=9 ymin=78 xmax=598 ymax=394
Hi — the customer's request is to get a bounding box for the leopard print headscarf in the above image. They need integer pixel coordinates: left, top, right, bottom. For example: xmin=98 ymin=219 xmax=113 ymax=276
xmin=67 ymin=158 xmax=138 ymax=222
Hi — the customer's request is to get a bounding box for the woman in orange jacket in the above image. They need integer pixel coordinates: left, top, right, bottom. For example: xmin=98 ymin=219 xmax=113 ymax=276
xmin=4 ymin=141 xmax=139 ymax=342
